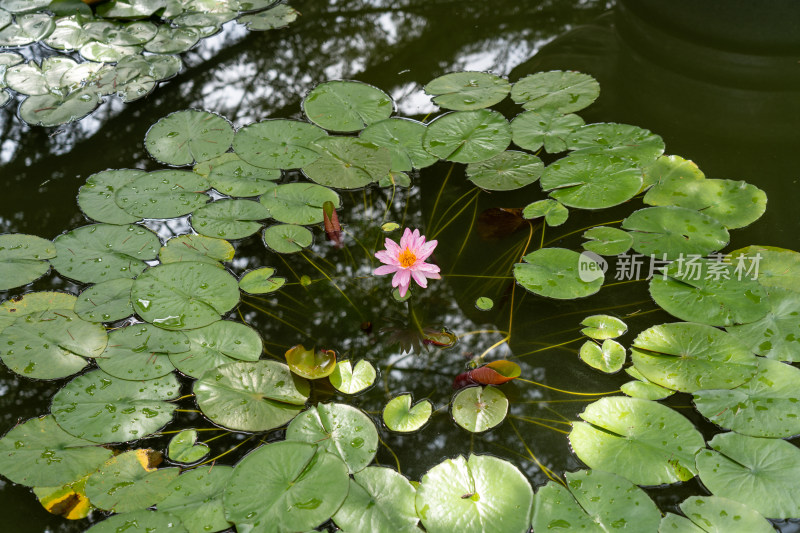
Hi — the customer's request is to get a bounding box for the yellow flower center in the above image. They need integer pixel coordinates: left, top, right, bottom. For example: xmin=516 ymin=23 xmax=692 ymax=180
xmin=398 ymin=248 xmax=417 ymax=268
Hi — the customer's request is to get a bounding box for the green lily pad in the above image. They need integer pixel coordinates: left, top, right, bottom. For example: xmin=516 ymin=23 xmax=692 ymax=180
xmin=96 ymin=323 xmax=188 ymax=380
xmin=649 ymin=259 xmax=770 ymax=326
xmin=694 ymin=358 xmax=800 ymax=438
xmin=582 ymin=226 xmax=633 ymax=256
xmin=360 ymin=117 xmax=438 ymax=171
xmin=511 ymin=70 xmax=599 ymax=113
xmin=727 ymin=245 xmax=800 ymax=292
xmin=0 ymin=51 xmax=22 ymax=66
xmin=19 ymin=88 xmax=100 ymax=126
xmin=1 ymin=0 xmax=52 ymax=13
xmin=451 ymin=386 xmax=508 ymax=432
xmin=661 ymin=496 xmax=775 ymax=533
xmin=0 ymin=233 xmax=56 ymax=291
xmin=0 ymin=309 xmax=107 ymax=379
xmin=145 ymin=110 xmax=234 ymax=166
xmin=191 ymin=199 xmax=269 ymax=239
xmin=333 ymin=466 xmax=420 ymax=533
xmin=510 ymin=109 xmax=584 ymax=153
xmin=285 ymin=344 xmax=336 ymax=379
xmin=131 ymin=261 xmax=240 ymax=330
xmin=532 ymin=469 xmax=661 ymax=533
xmin=80 ymin=41 xmax=143 ymax=63
xmin=239 ymin=267 xmax=286 ymax=294
xmin=424 ymin=71 xmax=510 ymax=111
xmin=522 ymin=199 xmax=568 ymax=226
xmin=0 ymin=415 xmax=112 ymax=487
xmin=262 ymin=223 xmax=313 ymax=254
xmin=144 ymin=25 xmax=200 ymax=54
xmin=566 ymin=123 xmax=665 ymax=163
xmin=302 ymin=80 xmax=393 ymax=132
xmin=167 ymin=430 xmax=210 ymax=463
xmin=5 ymin=62 xmax=49 ymax=96
xmin=695 ymin=432 xmax=800 ymax=519
xmin=644 ymin=177 xmax=767 ymax=229
xmin=623 ymin=206 xmax=729 ymax=260
xmin=159 ymin=234 xmax=234 ymax=267
xmin=158 ymin=466 xmax=233 ymax=533
xmin=233 ymin=119 xmax=328 ymax=170
xmin=540 ymin=153 xmax=643 ymax=209
xmin=726 ymin=288 xmax=800 ymax=361
xmin=465 ymin=150 xmax=543 ymax=191
xmin=475 ymin=297 xmax=494 ymax=310
xmin=329 ymin=359 xmax=376 ymax=394
xmin=0 ymin=291 xmax=76 ymax=334
xmin=416 ymin=454 xmax=533 ymax=533
xmin=51 ymin=369 xmax=180 ymax=443
xmin=0 ymin=13 xmax=55 ymax=47
xmin=44 ymin=16 xmax=89 ymax=50
xmin=194 ymin=153 xmax=280 ymax=197
xmin=579 ymin=339 xmax=625 ymax=373
xmin=286 ymin=402 xmax=378 ymax=474
xmin=641 ymin=154 xmax=705 ymax=190
xmin=302 ymin=136 xmax=391 ymax=189
xmin=422 ymin=109 xmax=511 ymax=163
xmin=383 ymin=394 xmax=432 ymax=432
xmin=223 ymin=441 xmax=350 ymax=532
xmin=238 ymin=4 xmax=299 ymax=30
xmin=115 ymin=170 xmax=210 ymax=219
xmin=83 ymin=20 xmax=157 ymax=46
xmin=568 ymin=396 xmax=704 ymax=485
xmin=580 ymin=314 xmax=627 ymax=339
xmin=620 ymin=379 xmax=674 ymax=401
xmin=514 ymin=248 xmax=604 ymax=299
xmin=85 ymin=449 xmax=179 ymax=512
xmin=75 ymin=278 xmax=134 ymax=322
xmin=77 ymin=169 xmax=145 ymax=225
xmin=193 ymin=360 xmax=309 ymax=431
xmin=631 ymin=322 xmax=758 ymax=392
xmin=85 ymin=511 xmax=187 ymax=533
xmin=97 ymin=0 xmax=167 ymax=19
xmin=169 ymin=320 xmax=262 ymax=378
xmin=259 ymin=182 xmax=340 ymax=225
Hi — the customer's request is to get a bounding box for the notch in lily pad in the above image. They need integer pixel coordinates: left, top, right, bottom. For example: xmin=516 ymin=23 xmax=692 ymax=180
xmin=285 ymin=344 xmax=337 ymax=379
xmin=383 ymin=393 xmax=433 ymax=432
xmin=580 ymin=314 xmax=627 ymax=340
xmin=239 ymin=267 xmax=286 ymax=294
xmin=167 ymin=429 xmax=210 ymax=464
xmin=330 ymin=359 xmax=376 ymax=394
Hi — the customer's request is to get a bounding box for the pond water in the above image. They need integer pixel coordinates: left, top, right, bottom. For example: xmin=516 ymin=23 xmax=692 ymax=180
xmin=2 ymin=1 xmax=800 ymax=532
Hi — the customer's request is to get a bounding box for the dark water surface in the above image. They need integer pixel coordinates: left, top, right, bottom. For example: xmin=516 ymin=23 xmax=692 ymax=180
xmin=2 ymin=1 xmax=800 ymax=531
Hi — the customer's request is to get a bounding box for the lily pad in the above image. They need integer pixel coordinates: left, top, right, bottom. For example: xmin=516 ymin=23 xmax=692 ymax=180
xmin=567 ymin=123 xmax=665 ymax=163
xmin=1 ymin=0 xmax=52 ymax=13
xmin=5 ymin=62 xmax=50 ymax=95
xmin=85 ymin=449 xmax=179 ymax=512
xmin=191 ymin=199 xmax=269 ymax=239
xmin=167 ymin=430 xmax=210 ymax=463
xmin=511 ymin=70 xmax=599 ymax=113
xmin=19 ymin=88 xmax=100 ymax=126
xmin=0 ymin=291 xmax=76 ymax=333
xmin=0 ymin=415 xmax=112 ymax=487
xmin=302 ymin=136 xmax=391 ymax=189
xmin=194 ymin=153 xmax=280 ymax=197
xmin=329 ymin=359 xmax=376 ymax=394
xmin=0 ymin=309 xmax=107 ymax=379
xmin=465 ymin=150 xmax=543 ymax=191
xmin=579 ymin=339 xmax=625 ymax=373
xmin=193 ymin=360 xmax=309 ymax=431
xmin=695 ymin=432 xmax=800 ymax=519
xmin=259 ymin=182 xmax=340 ymax=225
xmin=77 ymin=169 xmax=145 ymax=225
xmin=75 ymin=278 xmax=134 ymax=322
xmin=623 ymin=206 xmax=729 ymax=260
xmin=233 ymin=119 xmax=328 ymax=170
xmin=620 ymin=379 xmax=674 ymax=401
xmin=0 ymin=13 xmax=55 ymax=47
xmin=694 ymin=358 xmax=800 ymax=438
xmin=522 ymin=199 xmax=568 ymax=226
xmin=0 ymin=233 xmax=56 ymax=290
xmin=145 ymin=110 xmax=234 ymax=166
xmin=169 ymin=320 xmax=262 ymax=378
xmin=415 ymin=454 xmax=533 ymax=533
xmin=223 ymin=441 xmax=350 ymax=532
xmin=262 ymin=223 xmax=313 ymax=254
xmin=51 ymin=369 xmax=180 ymax=443
xmin=514 ymin=248 xmax=604 ymax=299
xmin=580 ymin=314 xmax=627 ymax=339
xmin=85 ymin=511 xmax=187 ymax=533
xmin=238 ymin=4 xmax=299 ymax=30
xmin=80 ymin=41 xmax=143 ymax=63
xmin=510 ymin=109 xmax=584 ymax=153
xmin=540 ymin=153 xmax=643 ymax=209
xmin=144 ymin=25 xmax=200 ymax=54
xmin=726 ymin=288 xmax=800 ymax=361
xmin=131 ymin=261 xmax=240 ymax=330
xmin=422 ymin=110 xmax=511 ymax=163
xmin=383 ymin=394 xmax=432 ymax=432
xmin=641 ymin=154 xmax=705 ymax=190
xmin=285 ymin=344 xmax=336 ymax=379
xmin=302 ymin=80 xmax=393 ymax=132
xmin=582 ymin=226 xmax=633 ymax=256
xmin=158 ymin=466 xmax=233 ymax=533
xmin=661 ymin=496 xmax=775 ymax=533
xmin=532 ymin=469 xmax=661 ymax=533
xmin=239 ymin=267 xmax=286 ymax=294
xmin=33 ymin=475 xmax=93 ymax=520
xmin=159 ymin=234 xmax=234 ymax=267
xmin=96 ymin=323 xmax=188 ymax=380
xmin=630 ymin=322 xmax=758 ymax=392
xmin=97 ymin=0 xmax=168 ymax=19
xmin=424 ymin=71 xmax=510 ymax=111
xmin=451 ymin=386 xmax=508 ymax=432
xmin=568 ymin=396 xmax=704 ymax=485
xmin=727 ymin=245 xmax=800 ymax=292
xmin=115 ymin=170 xmax=210 ymax=219
xmin=360 ymin=117 xmax=438 ymax=171
xmin=649 ymin=259 xmax=770 ymax=326
xmin=332 ymin=466 xmax=421 ymax=533
xmin=475 ymin=297 xmax=494 ymax=310
xmin=286 ymin=402 xmax=378 ymax=474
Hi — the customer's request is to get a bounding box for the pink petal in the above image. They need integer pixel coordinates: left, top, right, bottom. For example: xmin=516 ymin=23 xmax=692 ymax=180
xmin=374 ymin=264 xmax=399 ymax=276
xmin=415 ymin=261 xmax=440 ymax=274
xmin=375 ymin=250 xmax=399 ymax=265
xmin=416 ymin=240 xmax=437 ymax=261
xmin=411 ymin=269 xmax=428 ymax=288
xmin=384 ymin=238 xmax=401 ymax=256
xmin=392 ymin=268 xmax=411 ymax=289
xmin=397 ymin=281 xmax=410 ymax=297
xmin=399 ymin=228 xmax=413 ymax=249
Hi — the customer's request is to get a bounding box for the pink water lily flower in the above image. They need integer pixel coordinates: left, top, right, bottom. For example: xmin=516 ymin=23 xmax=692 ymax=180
xmin=374 ymin=228 xmax=440 ymax=297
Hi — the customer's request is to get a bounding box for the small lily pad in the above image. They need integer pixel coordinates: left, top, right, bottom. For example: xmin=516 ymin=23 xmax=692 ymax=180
xmin=579 ymin=339 xmax=625 ymax=373
xmin=302 ymin=136 xmax=391 ymax=189
xmin=0 ymin=233 xmax=56 ymax=291
xmin=158 ymin=466 xmax=233 ymax=533
xmin=641 ymin=154 xmax=705 ymax=190
xmin=620 ymin=379 xmax=674 ymax=401
xmin=144 ymin=25 xmax=200 ymax=54
xmin=238 ymin=4 xmax=299 ymax=30
xmin=167 ymin=430 xmax=210 ymax=464
xmin=233 ymin=119 xmax=328 ymax=170
xmin=582 ymin=226 xmax=633 ymax=256
xmin=332 ymin=466 xmax=420 ymax=533
xmin=522 ymin=198 xmax=568 ymax=226
xmin=115 ymin=170 xmax=210 ymax=219
xmin=259 ymin=182 xmax=340 ymax=225
xmin=145 ymin=110 xmax=234 ymax=166
xmin=262 ymin=223 xmax=313 ymax=254
xmin=540 ymin=153 xmax=643 ymax=209
xmin=662 ymin=496 xmax=775 ymax=533
xmin=191 ymin=199 xmax=269 ymax=239
xmin=424 ymin=71 xmax=510 ymax=111
xmin=19 ymin=88 xmax=100 ymax=127
xmin=514 ymin=248 xmax=604 ymax=299
xmin=360 ymin=117 xmax=438 ymax=171
xmin=510 ymin=109 xmax=584 ymax=153
xmin=566 ymin=123 xmax=665 ymax=163
xmin=623 ymin=206 xmax=729 ymax=260
xmin=422 ymin=109 xmax=511 ymax=163
xmin=285 ymin=344 xmax=336 ymax=379
xmin=238 ymin=267 xmax=285 ymax=294
xmin=75 ymin=278 xmax=134 ymax=323
xmin=159 ymin=234 xmax=234 ymax=267
xmin=383 ymin=394 xmax=432 ymax=432
xmin=451 ymin=386 xmax=508 ymax=432
xmin=169 ymin=320 xmax=262 ymax=378
xmin=96 ymin=323 xmax=187 ymax=380
xmin=465 ymin=150 xmax=543 ymax=191
xmin=77 ymin=169 xmax=145 ymax=225
xmin=302 ymin=80 xmax=393 ymax=132
xmin=0 ymin=14 xmax=56 ymax=47
xmin=475 ymin=297 xmax=494 ymax=311
xmin=193 ymin=152 xmax=280 ymax=197
xmin=511 ymin=70 xmax=599 ymax=113
xmin=329 ymin=359 xmax=376 ymax=394
xmin=581 ymin=314 xmax=627 ymax=339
